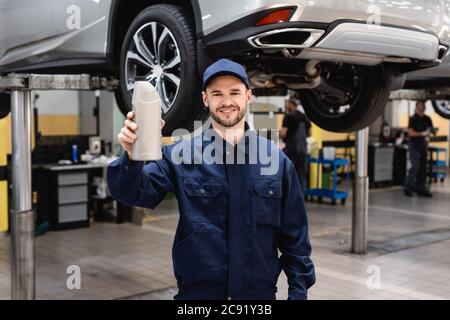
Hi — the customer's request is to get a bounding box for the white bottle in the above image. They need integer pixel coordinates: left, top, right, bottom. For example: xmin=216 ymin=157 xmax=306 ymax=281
xmin=131 ymin=81 xmax=162 ymax=161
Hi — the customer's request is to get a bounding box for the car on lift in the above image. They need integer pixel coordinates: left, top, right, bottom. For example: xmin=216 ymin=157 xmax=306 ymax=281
xmin=404 ymin=54 xmax=450 ymax=119
xmin=0 ymin=0 xmax=449 ymax=134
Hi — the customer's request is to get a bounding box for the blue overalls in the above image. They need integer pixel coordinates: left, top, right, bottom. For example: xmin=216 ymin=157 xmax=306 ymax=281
xmin=107 ymin=122 xmax=315 ymax=300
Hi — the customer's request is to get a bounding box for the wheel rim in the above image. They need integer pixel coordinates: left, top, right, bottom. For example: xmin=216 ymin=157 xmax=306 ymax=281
xmin=305 ymin=64 xmax=363 ymax=119
xmin=433 ymin=100 xmax=450 ymax=117
xmin=125 ymin=22 xmax=182 ymax=114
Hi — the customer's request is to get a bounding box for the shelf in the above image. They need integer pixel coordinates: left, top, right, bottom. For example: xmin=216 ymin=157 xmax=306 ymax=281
xmin=305 ymin=189 xmax=348 ymax=199
xmin=307 ymin=157 xmax=350 ymax=166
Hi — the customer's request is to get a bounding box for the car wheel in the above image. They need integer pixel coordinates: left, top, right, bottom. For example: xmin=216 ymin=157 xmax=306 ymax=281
xmin=0 ymin=93 xmax=11 ymax=119
xmin=298 ymin=64 xmax=391 ymax=132
xmin=116 ymin=4 xmax=204 ymax=136
xmin=431 ymin=100 xmax=450 ymax=119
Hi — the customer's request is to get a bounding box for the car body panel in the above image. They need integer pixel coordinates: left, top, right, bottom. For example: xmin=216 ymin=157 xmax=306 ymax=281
xmin=0 ymin=0 xmax=112 ymax=71
xmin=0 ymin=0 xmax=449 ymax=73
xmin=197 ymin=0 xmax=450 ymax=44
xmin=315 ymin=22 xmax=441 ymax=61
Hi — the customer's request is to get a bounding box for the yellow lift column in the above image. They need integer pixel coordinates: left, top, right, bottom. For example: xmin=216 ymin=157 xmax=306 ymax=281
xmin=0 ymin=113 xmax=10 ymax=233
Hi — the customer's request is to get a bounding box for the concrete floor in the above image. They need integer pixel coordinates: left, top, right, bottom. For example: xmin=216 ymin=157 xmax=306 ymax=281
xmin=1 ymin=180 xmax=450 ymax=300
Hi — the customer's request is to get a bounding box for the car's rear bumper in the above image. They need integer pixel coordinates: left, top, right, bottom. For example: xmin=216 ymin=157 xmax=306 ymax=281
xmin=315 ymin=22 xmax=444 ymax=62
xmin=202 ymin=16 xmax=447 ymax=66
xmin=200 ymin=0 xmax=450 ymax=44
xmin=248 ymin=21 xmax=446 ymax=62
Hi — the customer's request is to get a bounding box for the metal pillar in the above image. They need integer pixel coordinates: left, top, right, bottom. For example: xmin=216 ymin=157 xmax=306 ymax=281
xmin=0 ymin=73 xmax=119 ymax=300
xmin=352 ymin=127 xmax=369 ymax=254
xmin=10 ymin=90 xmax=35 ymax=299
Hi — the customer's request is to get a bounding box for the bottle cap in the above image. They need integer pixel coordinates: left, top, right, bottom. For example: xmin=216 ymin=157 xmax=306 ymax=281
xmin=132 ymin=81 xmax=160 ymax=104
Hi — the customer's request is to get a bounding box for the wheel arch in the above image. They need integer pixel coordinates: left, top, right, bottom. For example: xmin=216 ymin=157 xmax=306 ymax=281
xmin=107 ymin=0 xmax=200 ymax=68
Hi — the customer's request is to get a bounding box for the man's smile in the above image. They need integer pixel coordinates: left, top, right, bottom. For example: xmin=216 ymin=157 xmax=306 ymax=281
xmin=218 ymin=107 xmax=239 ymax=115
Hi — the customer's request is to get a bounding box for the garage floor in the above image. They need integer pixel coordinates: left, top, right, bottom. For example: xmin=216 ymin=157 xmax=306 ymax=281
xmin=1 ymin=181 xmax=450 ymax=300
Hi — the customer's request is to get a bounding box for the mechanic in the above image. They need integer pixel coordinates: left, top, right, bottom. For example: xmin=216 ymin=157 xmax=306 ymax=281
xmin=404 ymin=100 xmax=436 ymax=197
xmin=280 ymin=97 xmax=311 ymax=194
xmin=107 ymin=58 xmax=315 ymax=300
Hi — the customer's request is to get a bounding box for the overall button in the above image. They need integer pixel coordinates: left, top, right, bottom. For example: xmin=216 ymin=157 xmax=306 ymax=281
xmin=199 ymin=188 xmax=205 ymax=194
xmin=268 ymin=190 xmax=274 ymax=196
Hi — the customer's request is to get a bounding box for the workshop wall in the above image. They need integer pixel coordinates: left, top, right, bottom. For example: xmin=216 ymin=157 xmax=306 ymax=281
xmin=0 ymin=115 xmax=8 ymax=232
xmin=78 ymin=91 xmax=97 ymax=136
xmin=80 ymin=90 xmax=124 ymax=156
xmin=113 ymin=96 xmax=125 ymax=156
xmin=34 ymin=91 xmax=80 ymax=136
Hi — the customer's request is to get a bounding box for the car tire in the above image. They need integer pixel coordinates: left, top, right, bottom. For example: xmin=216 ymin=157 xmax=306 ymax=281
xmin=0 ymin=93 xmax=11 ymax=119
xmin=298 ymin=64 xmax=391 ymax=132
xmin=431 ymin=100 xmax=450 ymax=119
xmin=116 ymin=4 xmax=204 ymax=136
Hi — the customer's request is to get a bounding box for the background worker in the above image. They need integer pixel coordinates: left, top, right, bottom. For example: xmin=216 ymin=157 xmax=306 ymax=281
xmin=404 ymin=100 xmax=437 ymax=197
xmin=280 ymin=97 xmax=311 ymax=194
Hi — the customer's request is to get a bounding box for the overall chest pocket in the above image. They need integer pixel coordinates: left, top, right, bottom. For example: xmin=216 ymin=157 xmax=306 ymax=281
xmin=184 ymin=180 xmax=222 ymax=197
xmin=253 ymin=179 xmax=282 ymax=227
xmin=183 ymin=179 xmax=224 ymax=220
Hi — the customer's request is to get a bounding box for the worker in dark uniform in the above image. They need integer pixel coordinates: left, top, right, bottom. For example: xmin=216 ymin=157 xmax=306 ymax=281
xmin=107 ymin=59 xmax=315 ymax=300
xmin=404 ymin=100 xmax=436 ymax=197
xmin=280 ymin=97 xmax=311 ymax=194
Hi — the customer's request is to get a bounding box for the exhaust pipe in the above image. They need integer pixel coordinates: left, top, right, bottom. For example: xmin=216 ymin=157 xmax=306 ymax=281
xmin=276 ymin=60 xmax=321 ymax=89
xmin=248 ymin=28 xmax=324 ymax=49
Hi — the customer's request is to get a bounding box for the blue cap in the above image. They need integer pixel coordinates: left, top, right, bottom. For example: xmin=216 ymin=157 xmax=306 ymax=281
xmin=202 ymin=58 xmax=250 ymax=91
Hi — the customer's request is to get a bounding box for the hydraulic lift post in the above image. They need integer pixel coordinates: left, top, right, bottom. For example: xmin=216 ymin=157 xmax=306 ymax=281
xmin=0 ymin=73 xmax=118 ymax=300
xmin=10 ymin=89 xmax=34 ymax=299
xmin=352 ymin=127 xmax=369 ymax=254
